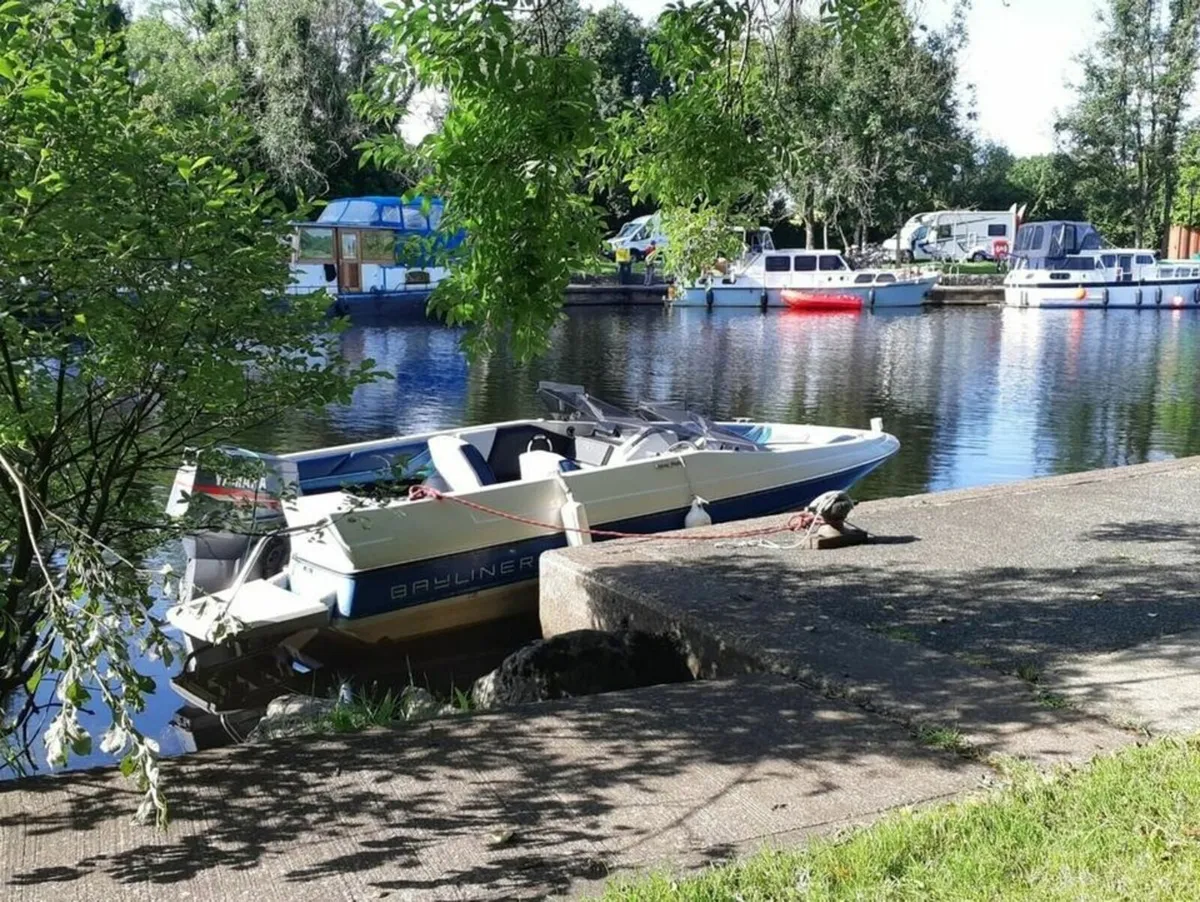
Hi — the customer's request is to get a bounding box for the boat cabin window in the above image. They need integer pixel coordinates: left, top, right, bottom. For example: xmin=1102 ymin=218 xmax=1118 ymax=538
xmin=295 ymin=226 xmax=335 ymax=262
xmin=1161 ymin=267 xmax=1176 ymax=278
xmin=818 ymin=255 xmax=845 ymax=271
xmin=854 ymin=273 xmax=874 ymax=284
xmin=875 ymin=273 xmax=896 ymax=284
xmin=1101 ymin=254 xmax=1116 ymax=268
xmin=1031 ymin=225 xmax=1045 ymax=249
xmin=403 ymin=206 xmax=430 ymax=231
xmin=1052 ymin=256 xmax=1095 ymax=272
xmin=1136 ymin=254 xmax=1155 ymax=265
xmin=987 ymin=224 xmax=1007 ymax=237
xmin=793 ymin=256 xmax=817 ymax=272
xmin=764 ymin=255 xmax=791 ymax=272
xmin=1049 ymin=224 xmax=1077 ymax=258
xmin=325 ymin=199 xmax=377 ymax=223
xmin=361 ymin=229 xmax=398 ymax=263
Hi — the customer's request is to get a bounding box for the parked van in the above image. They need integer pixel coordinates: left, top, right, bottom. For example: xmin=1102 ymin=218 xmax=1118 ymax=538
xmin=606 ymin=213 xmax=667 ymax=260
xmin=887 ymin=204 xmax=1025 ymax=263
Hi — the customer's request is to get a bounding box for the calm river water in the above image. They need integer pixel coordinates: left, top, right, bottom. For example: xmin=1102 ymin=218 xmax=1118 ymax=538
xmin=39 ymin=304 xmax=1200 ymax=769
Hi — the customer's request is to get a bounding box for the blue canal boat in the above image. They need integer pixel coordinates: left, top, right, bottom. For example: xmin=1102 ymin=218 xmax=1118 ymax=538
xmin=289 ymin=196 xmax=464 ymax=316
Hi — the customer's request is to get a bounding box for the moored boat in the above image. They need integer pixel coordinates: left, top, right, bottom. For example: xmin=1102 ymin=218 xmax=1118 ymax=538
xmin=165 ymin=383 xmax=900 ymax=690
xmin=677 ymin=249 xmax=938 ymax=308
xmin=289 ymin=196 xmax=463 ymax=317
xmin=781 ymin=289 xmax=867 ymax=311
xmin=1004 ymin=220 xmax=1200 ymax=309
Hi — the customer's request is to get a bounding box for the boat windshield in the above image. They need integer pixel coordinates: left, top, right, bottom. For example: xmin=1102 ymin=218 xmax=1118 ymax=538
xmin=537 ymin=382 xmax=636 ymax=421
xmin=537 ymin=382 xmax=762 ymax=451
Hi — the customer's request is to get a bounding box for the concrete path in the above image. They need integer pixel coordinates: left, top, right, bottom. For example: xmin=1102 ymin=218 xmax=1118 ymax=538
xmin=543 ymin=458 xmax=1200 ymax=759
xmin=0 ymin=677 xmax=978 ymax=902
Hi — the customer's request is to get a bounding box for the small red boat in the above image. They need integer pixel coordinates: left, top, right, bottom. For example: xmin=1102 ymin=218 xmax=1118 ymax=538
xmin=781 ymin=289 xmax=863 ymax=311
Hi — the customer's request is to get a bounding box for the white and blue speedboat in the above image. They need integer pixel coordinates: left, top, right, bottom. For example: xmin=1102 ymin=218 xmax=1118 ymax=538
xmin=165 ymin=384 xmax=899 ymax=671
xmin=289 ymin=196 xmax=463 ymax=317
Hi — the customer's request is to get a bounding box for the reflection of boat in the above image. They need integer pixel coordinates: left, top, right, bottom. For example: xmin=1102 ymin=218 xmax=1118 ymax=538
xmin=166 ymin=383 xmax=900 ymax=685
xmin=288 ymin=196 xmax=463 ymax=316
xmin=677 ymin=249 xmax=937 ymax=308
xmin=1005 ymin=220 xmax=1200 ymax=309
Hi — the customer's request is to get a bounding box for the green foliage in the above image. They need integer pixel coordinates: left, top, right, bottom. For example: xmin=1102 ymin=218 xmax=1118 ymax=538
xmin=127 ymin=0 xmax=401 ymax=199
xmin=360 ymin=0 xmax=915 ymax=349
xmin=602 ymin=737 xmax=1200 ymax=901
xmin=1172 ymin=125 xmax=1200 ymax=227
xmin=1007 ymin=154 xmax=1086 ymax=222
xmin=0 ymin=0 xmax=376 ymax=820
xmin=364 ymin=0 xmax=606 ymax=359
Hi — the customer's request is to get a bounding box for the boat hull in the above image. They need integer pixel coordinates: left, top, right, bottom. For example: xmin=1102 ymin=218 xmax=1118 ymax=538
xmin=1004 ymin=281 xmax=1200 ymax=309
xmin=677 ymin=279 xmax=935 ymax=308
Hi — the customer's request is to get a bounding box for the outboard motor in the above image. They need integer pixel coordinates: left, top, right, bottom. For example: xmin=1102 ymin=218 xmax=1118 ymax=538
xmin=166 ymin=449 xmax=298 ymax=598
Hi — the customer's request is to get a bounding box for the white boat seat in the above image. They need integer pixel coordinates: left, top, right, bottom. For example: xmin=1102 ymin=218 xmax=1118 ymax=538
xmin=427 ymin=434 xmax=497 ymax=492
xmin=519 ymin=449 xmax=571 ymax=481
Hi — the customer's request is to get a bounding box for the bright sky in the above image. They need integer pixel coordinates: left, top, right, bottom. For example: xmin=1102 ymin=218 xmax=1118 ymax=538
xmin=586 ymin=0 xmax=1103 ymax=157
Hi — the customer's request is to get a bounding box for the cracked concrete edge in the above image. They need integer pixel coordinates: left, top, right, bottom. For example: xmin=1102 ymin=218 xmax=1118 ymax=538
xmin=540 ymin=552 xmax=1134 ymax=766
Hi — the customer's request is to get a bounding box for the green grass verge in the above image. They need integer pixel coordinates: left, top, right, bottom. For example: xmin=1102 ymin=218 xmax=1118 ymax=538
xmin=585 ymin=257 xmax=648 ymax=277
xmin=924 ymin=261 xmax=1002 ymax=275
xmin=600 ymin=736 xmax=1200 ymax=901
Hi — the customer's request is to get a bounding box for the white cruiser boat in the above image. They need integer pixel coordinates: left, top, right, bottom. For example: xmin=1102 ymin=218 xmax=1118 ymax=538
xmin=676 ymin=249 xmax=938 ymax=309
xmin=165 ymin=384 xmax=899 ymax=670
xmin=1005 ymin=220 xmax=1200 ymax=309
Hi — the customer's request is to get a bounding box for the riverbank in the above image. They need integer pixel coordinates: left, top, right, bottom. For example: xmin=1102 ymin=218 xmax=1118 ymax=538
xmin=5 ymin=458 xmax=1200 ymax=898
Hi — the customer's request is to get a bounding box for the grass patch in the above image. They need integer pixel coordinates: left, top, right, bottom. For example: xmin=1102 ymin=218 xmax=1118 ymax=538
xmin=600 ymin=736 xmax=1200 ymax=901
xmin=579 ymin=256 xmax=648 ymax=278
xmin=923 ymin=260 xmax=1002 ymax=275
xmin=1036 ymin=690 xmax=1071 ymax=710
xmin=914 ymin=724 xmax=973 ymax=756
xmin=877 ymin=626 xmax=920 ymax=643
xmin=319 ymin=685 xmax=472 ymax=734
xmin=1015 ymin=662 xmax=1041 ymax=684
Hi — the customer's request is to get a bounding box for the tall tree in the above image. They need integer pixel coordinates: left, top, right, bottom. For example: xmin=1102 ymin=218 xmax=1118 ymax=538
xmin=0 ymin=0 xmax=375 ymax=814
xmin=127 ymin=0 xmax=403 ymax=199
xmin=1057 ymin=0 xmax=1200 ymax=248
xmin=574 ymin=3 xmax=659 ymax=118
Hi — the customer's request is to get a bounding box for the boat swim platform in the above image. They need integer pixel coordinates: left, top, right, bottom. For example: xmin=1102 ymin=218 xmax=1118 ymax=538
xmin=7 ymin=460 xmax=1200 ymax=899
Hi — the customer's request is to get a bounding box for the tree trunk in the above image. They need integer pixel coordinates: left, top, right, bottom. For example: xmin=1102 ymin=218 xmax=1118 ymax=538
xmin=822 ymin=220 xmax=829 ymax=250
xmin=803 ymin=213 xmax=815 ymax=249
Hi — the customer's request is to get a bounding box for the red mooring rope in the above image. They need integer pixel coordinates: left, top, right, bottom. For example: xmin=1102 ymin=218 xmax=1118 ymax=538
xmin=406 ymin=484 xmax=823 ymax=541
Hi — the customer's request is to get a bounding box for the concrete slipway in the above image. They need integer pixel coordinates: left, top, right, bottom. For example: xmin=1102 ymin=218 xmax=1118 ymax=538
xmin=5 ymin=459 xmax=1200 ymax=900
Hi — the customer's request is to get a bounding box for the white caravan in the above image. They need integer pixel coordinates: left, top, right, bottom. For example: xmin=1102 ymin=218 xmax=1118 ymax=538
xmin=606 ymin=213 xmax=667 ymax=260
xmin=889 ymin=204 xmax=1025 ymax=263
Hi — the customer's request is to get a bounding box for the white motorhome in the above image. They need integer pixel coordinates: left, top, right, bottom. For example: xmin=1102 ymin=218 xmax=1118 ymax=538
xmin=606 ymin=213 xmax=667 ymax=260
xmin=888 ymin=204 xmax=1025 ymax=263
